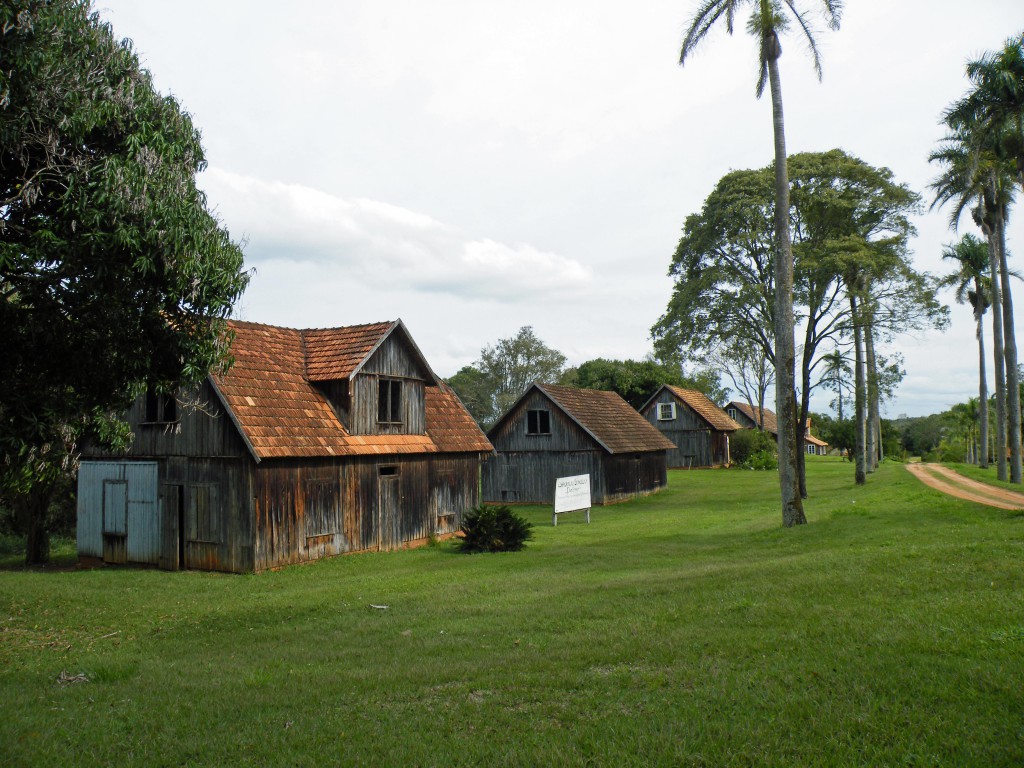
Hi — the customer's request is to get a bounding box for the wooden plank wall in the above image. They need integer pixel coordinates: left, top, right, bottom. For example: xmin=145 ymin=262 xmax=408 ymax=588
xmin=482 ymin=451 xmax=603 ymax=504
xmin=643 ymin=391 xmax=725 ymax=467
xmin=349 ymin=334 xmax=428 ymax=436
xmin=253 ymin=454 xmax=482 ymax=571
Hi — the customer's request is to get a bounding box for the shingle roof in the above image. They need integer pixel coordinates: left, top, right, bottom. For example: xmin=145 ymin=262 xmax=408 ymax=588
xmin=537 ymin=383 xmax=675 ymax=454
xmin=302 ymin=322 xmax=394 ymax=381
xmin=729 ymin=401 xmax=779 ymax=434
xmin=664 ymin=386 xmax=742 ymax=431
xmin=211 ymin=320 xmax=491 ymax=460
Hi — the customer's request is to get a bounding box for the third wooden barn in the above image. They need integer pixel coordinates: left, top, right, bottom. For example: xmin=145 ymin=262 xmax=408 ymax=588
xmin=482 ymin=383 xmax=674 ymax=505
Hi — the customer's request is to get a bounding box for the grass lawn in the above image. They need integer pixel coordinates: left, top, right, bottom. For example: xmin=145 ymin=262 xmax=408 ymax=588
xmin=1 ymin=459 xmax=1022 ymax=766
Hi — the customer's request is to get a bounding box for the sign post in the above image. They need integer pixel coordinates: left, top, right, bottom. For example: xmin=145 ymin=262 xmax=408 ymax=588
xmin=553 ymin=474 xmax=591 ymax=526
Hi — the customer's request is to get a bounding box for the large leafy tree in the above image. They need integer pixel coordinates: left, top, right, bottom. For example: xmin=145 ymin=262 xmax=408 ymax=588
xmin=654 ymin=150 xmax=938 ymax=490
xmin=1 ymin=1 xmax=250 ymax=562
xmin=447 ymin=327 xmax=566 ymax=430
xmin=562 ymin=357 xmax=726 ymax=410
xmin=679 ymin=0 xmax=842 ymax=527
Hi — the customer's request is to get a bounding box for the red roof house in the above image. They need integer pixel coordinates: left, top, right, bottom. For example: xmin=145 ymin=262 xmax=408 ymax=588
xmin=77 ymin=319 xmax=492 ymax=572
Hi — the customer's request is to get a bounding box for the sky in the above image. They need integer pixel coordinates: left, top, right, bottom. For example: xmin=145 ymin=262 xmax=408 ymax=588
xmin=96 ymin=0 xmax=1024 ymax=418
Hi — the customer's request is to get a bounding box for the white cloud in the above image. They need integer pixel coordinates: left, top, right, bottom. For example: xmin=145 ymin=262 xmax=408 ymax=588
xmin=202 ymin=167 xmax=593 ymax=302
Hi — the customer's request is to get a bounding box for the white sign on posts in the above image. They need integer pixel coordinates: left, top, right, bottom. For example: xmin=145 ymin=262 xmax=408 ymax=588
xmin=553 ymin=474 xmax=591 ymax=526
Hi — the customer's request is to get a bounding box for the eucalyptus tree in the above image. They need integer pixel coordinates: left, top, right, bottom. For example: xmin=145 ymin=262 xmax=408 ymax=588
xmin=678 ymin=0 xmax=843 ymax=526
xmin=940 ymin=234 xmax=992 ymax=467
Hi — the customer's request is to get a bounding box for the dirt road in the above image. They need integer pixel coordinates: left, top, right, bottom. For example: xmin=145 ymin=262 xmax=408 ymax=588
xmin=905 ymin=463 xmax=1024 ymax=510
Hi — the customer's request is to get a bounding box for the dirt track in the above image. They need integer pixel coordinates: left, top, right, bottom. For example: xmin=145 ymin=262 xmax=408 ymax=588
xmin=905 ymin=463 xmax=1024 ymax=510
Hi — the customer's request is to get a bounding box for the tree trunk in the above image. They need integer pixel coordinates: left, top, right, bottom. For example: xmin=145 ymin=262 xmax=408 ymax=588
xmin=996 ymin=214 xmax=1022 ymax=483
xmin=15 ymin=484 xmax=54 ymax=566
xmin=987 ymin=232 xmax=1007 ymax=480
xmin=976 ymin=283 xmax=989 ymax=469
xmin=851 ymin=292 xmax=866 ymax=485
xmin=865 ymin=317 xmax=880 ymax=472
xmin=766 ymin=38 xmax=805 ymax=527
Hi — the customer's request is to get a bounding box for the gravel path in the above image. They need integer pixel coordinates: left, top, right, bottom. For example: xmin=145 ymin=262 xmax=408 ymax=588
xmin=905 ymin=462 xmax=1024 ymax=511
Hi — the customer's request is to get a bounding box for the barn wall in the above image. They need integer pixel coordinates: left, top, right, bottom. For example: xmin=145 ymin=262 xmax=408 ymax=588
xmin=85 ymin=380 xmax=250 ymax=460
xmin=253 ymin=454 xmax=482 ymax=571
xmin=488 ymin=390 xmax=595 ymax=453
xmin=346 ymin=334 xmax=430 ymax=436
xmin=642 ymin=391 xmax=731 ymax=467
xmin=603 ymin=452 xmax=668 ymax=504
xmin=482 ymin=451 xmax=604 ymax=504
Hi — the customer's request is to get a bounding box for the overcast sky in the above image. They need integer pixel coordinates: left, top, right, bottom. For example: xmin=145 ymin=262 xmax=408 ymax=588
xmin=98 ymin=0 xmax=1024 ymax=418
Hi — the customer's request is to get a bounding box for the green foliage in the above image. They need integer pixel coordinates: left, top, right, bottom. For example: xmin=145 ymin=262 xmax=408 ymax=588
xmin=562 ymin=357 xmax=725 ymax=410
xmin=730 ymin=428 xmax=776 ymax=467
xmin=457 ymin=504 xmax=533 ymax=553
xmin=447 ymin=327 xmax=565 ymax=429
xmin=0 ymin=1 xmax=250 ymax=561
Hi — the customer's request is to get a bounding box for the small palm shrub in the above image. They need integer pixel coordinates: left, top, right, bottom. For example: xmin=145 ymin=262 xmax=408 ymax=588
xmin=458 ymin=504 xmax=533 ymax=553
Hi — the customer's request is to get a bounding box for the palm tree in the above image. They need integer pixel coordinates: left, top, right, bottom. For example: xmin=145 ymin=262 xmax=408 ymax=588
xmin=930 ymin=125 xmax=1016 ymax=481
xmin=943 ymin=36 xmax=1024 ymax=483
xmin=941 ymin=234 xmax=991 ymax=467
xmin=679 ymin=0 xmax=842 ymax=527
xmin=949 ymin=34 xmax=1024 ymax=190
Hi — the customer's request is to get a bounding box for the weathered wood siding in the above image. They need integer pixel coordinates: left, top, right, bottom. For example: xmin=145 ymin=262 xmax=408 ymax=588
xmin=252 ymin=454 xmax=481 ymax=571
xmin=484 ymin=389 xmax=604 ymax=503
xmin=482 ymin=451 xmax=604 ymax=504
xmin=642 ymin=391 xmax=730 ymax=467
xmin=603 ymin=452 xmax=668 ymax=504
xmin=348 ymin=334 xmax=429 ymax=436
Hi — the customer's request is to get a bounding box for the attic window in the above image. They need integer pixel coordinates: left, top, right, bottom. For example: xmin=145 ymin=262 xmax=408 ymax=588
xmin=378 ymin=379 xmax=402 ymax=424
xmin=657 ymin=402 xmax=676 ymax=421
xmin=144 ymin=390 xmax=178 ymax=424
xmin=727 ymin=407 xmax=738 ymax=420
xmin=526 ymin=409 xmax=551 ymax=436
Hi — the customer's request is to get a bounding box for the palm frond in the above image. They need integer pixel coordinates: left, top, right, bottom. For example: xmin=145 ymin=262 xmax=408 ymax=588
xmin=680 ymin=0 xmax=743 ymax=65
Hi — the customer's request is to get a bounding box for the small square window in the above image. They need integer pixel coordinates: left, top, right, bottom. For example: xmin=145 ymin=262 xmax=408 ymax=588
xmin=657 ymin=402 xmax=676 ymax=421
xmin=144 ymin=391 xmax=178 ymax=423
xmin=526 ymin=409 xmax=551 ymax=435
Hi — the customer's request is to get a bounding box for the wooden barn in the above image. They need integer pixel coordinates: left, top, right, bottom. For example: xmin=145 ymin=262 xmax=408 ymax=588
xmin=482 ymin=383 xmax=675 ymax=505
xmin=725 ymin=401 xmax=830 ymax=455
xmin=76 ymin=319 xmax=492 ymax=573
xmin=639 ymin=385 xmax=741 ymax=468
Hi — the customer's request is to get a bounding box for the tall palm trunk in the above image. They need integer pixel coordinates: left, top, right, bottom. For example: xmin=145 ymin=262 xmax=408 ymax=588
xmin=975 ymin=279 xmax=990 ymax=468
xmin=987 ymin=231 xmax=1008 ymax=480
xmin=766 ymin=33 xmax=805 ymax=526
xmin=995 ymin=212 xmax=1022 ymax=483
xmin=850 ymin=291 xmax=866 ymax=484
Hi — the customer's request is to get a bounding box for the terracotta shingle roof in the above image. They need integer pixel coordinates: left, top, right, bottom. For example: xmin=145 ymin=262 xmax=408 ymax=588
xmin=537 ymin=383 xmax=675 ymax=454
xmin=664 ymin=386 xmax=742 ymax=431
xmin=211 ymin=320 xmax=491 ymax=460
xmin=426 ymin=382 xmax=494 ymax=453
xmin=302 ymin=322 xmax=394 ymax=381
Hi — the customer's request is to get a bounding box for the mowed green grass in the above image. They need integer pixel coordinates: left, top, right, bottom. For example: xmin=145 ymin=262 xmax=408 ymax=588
xmin=1 ymin=460 xmax=1022 ymax=767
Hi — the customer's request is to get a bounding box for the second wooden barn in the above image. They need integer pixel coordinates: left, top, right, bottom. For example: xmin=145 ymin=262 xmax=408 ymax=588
xmin=482 ymin=383 xmax=675 ymax=505
xmin=76 ymin=319 xmax=492 ymax=573
xmin=640 ymin=385 xmax=741 ymax=467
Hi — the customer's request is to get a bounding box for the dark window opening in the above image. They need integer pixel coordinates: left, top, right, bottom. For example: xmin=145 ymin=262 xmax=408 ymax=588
xmin=377 ymin=379 xmax=402 ymax=424
xmin=379 ymin=466 xmax=398 ymax=476
xmin=526 ymin=409 xmax=551 ymax=435
xmin=145 ymin=391 xmax=178 ymax=423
